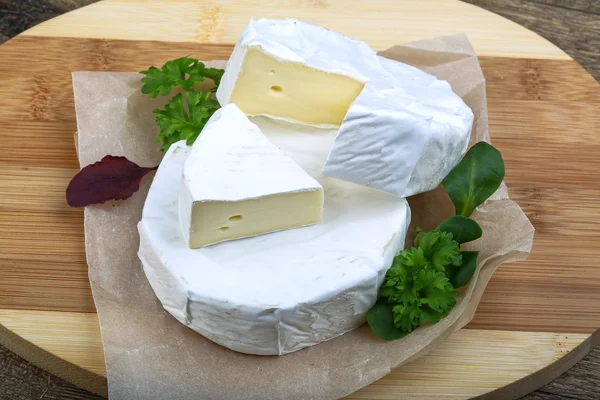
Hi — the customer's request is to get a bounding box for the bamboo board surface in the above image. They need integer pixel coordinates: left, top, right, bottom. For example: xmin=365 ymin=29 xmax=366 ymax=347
xmin=0 ymin=1 xmax=599 ymax=399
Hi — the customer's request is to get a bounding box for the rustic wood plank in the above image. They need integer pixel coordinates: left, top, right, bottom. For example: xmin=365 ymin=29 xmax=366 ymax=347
xmin=480 ymin=58 xmax=599 ymax=102
xmin=0 ymin=164 xmax=77 ymax=212
xmin=0 ymin=259 xmax=94 ymax=313
xmin=0 ymin=210 xmax=84 ymax=263
xmin=0 ymin=38 xmax=233 ymax=125
xmin=0 ymin=123 xmax=79 ymax=168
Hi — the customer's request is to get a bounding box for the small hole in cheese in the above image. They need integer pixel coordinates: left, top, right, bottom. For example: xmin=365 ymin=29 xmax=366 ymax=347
xmin=228 ymin=215 xmax=243 ymax=222
xmin=217 ymin=226 xmax=230 ymax=232
xmin=269 ymin=70 xmax=275 ymax=75
xmin=270 ymin=85 xmax=283 ymax=93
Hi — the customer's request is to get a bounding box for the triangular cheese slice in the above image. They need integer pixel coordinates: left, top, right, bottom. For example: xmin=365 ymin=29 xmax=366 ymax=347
xmin=178 ymin=104 xmax=324 ymax=248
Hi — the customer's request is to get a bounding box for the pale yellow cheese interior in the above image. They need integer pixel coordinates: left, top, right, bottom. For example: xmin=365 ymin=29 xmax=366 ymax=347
xmin=228 ymin=47 xmax=365 ymax=126
xmin=189 ymin=190 xmax=324 ymax=249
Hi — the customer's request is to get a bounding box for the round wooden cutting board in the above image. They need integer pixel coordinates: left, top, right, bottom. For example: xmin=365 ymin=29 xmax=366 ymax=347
xmin=1 ymin=1 xmax=599 ymax=399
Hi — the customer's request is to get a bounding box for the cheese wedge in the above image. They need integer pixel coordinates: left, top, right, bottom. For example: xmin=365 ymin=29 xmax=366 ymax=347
xmin=178 ymin=104 xmax=323 ymax=248
xmin=217 ymin=18 xmax=474 ymax=197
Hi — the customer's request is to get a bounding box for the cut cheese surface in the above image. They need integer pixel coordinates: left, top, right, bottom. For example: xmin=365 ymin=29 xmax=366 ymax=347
xmin=139 ymin=117 xmax=411 ymax=355
xmin=187 ymin=191 xmax=323 ymax=249
xmin=228 ymin=47 xmax=365 ymax=126
xmin=178 ymin=104 xmax=323 ymax=248
xmin=217 ymin=18 xmax=474 ymax=197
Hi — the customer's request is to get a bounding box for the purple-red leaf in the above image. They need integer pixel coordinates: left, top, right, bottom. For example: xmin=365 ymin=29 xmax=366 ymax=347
xmin=66 ymin=155 xmax=158 ymax=207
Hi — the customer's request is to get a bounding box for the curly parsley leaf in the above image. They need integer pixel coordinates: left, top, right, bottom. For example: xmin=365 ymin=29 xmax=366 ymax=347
xmin=380 ymin=248 xmax=423 ymax=304
xmin=140 ymin=57 xmax=224 ymax=98
xmin=419 ymin=230 xmax=462 ymax=272
xmin=418 ymin=268 xmax=457 ymax=312
xmin=370 ymin=230 xmax=460 ymax=337
xmin=392 ymin=302 xmax=423 ymax=333
xmin=154 ymin=92 xmax=220 ymax=152
xmin=198 ymin=67 xmax=225 ymax=92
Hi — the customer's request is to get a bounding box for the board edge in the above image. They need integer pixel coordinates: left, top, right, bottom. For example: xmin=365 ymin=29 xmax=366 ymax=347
xmin=0 ymin=321 xmax=108 ymax=397
xmin=472 ymin=329 xmax=600 ymax=400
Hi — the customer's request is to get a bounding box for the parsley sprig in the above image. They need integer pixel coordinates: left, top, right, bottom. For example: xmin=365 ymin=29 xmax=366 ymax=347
xmin=381 ymin=231 xmax=460 ymax=333
xmin=140 ymin=57 xmax=224 ymax=151
xmin=368 ymin=142 xmax=505 ymax=340
xmin=154 ymin=92 xmax=220 ymax=152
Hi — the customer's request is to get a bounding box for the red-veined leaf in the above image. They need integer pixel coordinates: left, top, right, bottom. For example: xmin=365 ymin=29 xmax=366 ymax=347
xmin=66 ymin=156 xmax=158 ymax=207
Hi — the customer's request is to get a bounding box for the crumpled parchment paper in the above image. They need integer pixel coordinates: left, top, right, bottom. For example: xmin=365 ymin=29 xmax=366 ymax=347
xmin=72 ymin=34 xmax=534 ymax=400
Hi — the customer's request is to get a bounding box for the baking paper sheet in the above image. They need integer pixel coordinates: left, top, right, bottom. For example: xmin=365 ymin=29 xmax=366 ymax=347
xmin=72 ymin=34 xmax=533 ymax=400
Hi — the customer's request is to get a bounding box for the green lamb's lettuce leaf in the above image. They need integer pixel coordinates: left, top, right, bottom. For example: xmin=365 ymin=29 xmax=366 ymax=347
xmin=366 ymin=299 xmax=408 ymax=341
xmin=450 ymin=251 xmax=479 ymax=288
xmin=442 ymin=142 xmax=505 ymax=217
xmin=437 ymin=215 xmax=482 ymax=244
xmin=368 ymin=142 xmax=505 ymax=341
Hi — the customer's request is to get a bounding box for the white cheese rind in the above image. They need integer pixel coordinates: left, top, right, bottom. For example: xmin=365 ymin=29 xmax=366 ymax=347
xmin=182 ymin=104 xmax=323 ymax=202
xmin=217 ymin=18 xmax=474 ymax=197
xmin=139 ymin=119 xmax=410 ymax=355
xmin=323 ymin=69 xmax=472 ymax=197
xmin=178 ymin=104 xmax=323 ymax=248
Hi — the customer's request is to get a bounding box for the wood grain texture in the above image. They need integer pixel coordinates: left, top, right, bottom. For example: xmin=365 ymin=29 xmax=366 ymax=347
xmin=0 ymin=314 xmax=108 ymax=398
xmin=1 ymin=36 xmax=599 ymax=332
xmin=0 ymin=1 xmax=599 ymax=399
xmin=2 ymin=341 xmax=597 ymax=400
xmin=0 ymin=310 xmax=104 ymax=376
xmin=463 ymin=0 xmax=600 ymax=81
xmin=349 ymin=330 xmax=597 ymax=400
xmin=0 ymin=309 xmax=594 ymax=400
xmin=17 ymin=0 xmax=570 ymax=60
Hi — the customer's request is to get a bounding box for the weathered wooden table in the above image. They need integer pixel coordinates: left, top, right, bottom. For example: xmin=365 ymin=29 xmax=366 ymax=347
xmin=0 ymin=1 xmax=598 ymax=399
